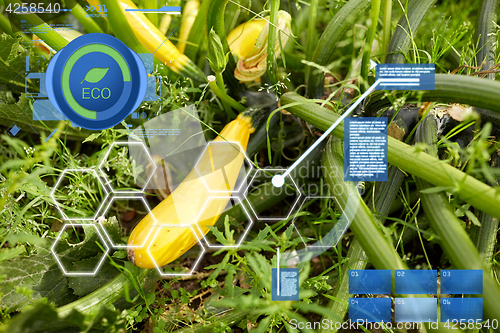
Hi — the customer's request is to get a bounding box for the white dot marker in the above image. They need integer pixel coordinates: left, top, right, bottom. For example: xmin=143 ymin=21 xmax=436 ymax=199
xmin=272 ymin=174 xmax=285 ymax=188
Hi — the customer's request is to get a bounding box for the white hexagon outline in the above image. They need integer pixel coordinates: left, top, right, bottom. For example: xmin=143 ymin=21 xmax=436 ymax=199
xmin=244 ymin=168 xmax=303 ymax=221
xmin=98 ymin=141 xmax=157 ymax=194
xmin=97 ymin=195 xmax=158 ymax=249
xmin=147 ymin=224 xmax=205 ymax=277
xmin=51 ymin=223 xmax=110 ymax=276
xmin=291 ymin=195 xmax=346 ymax=248
xmin=194 ymin=195 xmax=254 ymax=248
xmin=51 ymin=168 xmax=110 ymax=221
xmin=194 ymin=141 xmax=254 ymax=194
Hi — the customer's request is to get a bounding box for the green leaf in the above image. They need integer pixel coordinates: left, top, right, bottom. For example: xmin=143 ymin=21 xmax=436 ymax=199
xmin=67 ymin=257 xmax=117 ymax=297
xmin=1 ymin=302 xmax=84 ymax=333
xmin=145 ymin=291 xmax=155 ymax=307
xmin=419 ymin=186 xmax=455 ymax=194
xmin=0 ymin=247 xmax=25 ymax=263
xmin=80 ymin=67 xmax=109 ymax=84
xmin=0 ymin=248 xmax=77 ymax=312
xmin=323 ymin=294 xmax=349 ymax=305
xmin=0 ymin=33 xmax=27 ymax=90
xmin=0 ymin=226 xmax=108 ymax=311
xmin=0 ymin=94 xmax=93 ymax=140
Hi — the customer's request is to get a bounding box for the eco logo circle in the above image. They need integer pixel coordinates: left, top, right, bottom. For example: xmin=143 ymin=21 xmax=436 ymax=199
xmin=46 ymin=34 xmax=147 ymax=130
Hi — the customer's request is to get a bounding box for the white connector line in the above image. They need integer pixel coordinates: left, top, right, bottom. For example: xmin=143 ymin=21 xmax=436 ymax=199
xmin=379 ymin=78 xmax=420 ymax=82
xmin=277 ymin=247 xmax=280 ymax=296
xmin=273 ymin=77 xmax=419 ymax=187
xmin=280 ymin=80 xmax=382 ymax=180
xmin=381 ymin=83 xmax=420 ymax=86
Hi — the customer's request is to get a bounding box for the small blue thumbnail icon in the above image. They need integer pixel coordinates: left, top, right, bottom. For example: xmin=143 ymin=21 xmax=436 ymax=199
xmin=272 ymin=268 xmax=299 ymax=301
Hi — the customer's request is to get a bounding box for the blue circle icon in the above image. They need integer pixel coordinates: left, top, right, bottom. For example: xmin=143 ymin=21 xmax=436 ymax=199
xmin=45 ymin=34 xmax=147 ymax=130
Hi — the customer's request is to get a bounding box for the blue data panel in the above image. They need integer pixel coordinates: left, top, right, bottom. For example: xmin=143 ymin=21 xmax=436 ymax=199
xmin=349 ymin=270 xmax=391 ymax=294
xmin=375 ymin=64 xmax=435 ymax=90
xmin=441 ymin=270 xmax=483 ymax=294
xmin=344 ymin=118 xmax=388 ymax=182
xmin=349 ymin=298 xmax=391 ymax=323
xmin=395 ymin=270 xmax=437 ymax=294
xmin=441 ymin=298 xmax=483 ymax=322
xmin=395 ymin=298 xmax=437 ymax=323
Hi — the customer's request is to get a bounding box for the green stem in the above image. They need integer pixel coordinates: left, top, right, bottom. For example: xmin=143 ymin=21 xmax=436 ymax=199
xmin=266 ymin=0 xmax=279 ymax=85
xmin=476 ymin=0 xmax=498 ymax=79
xmin=414 ymin=115 xmax=500 ymax=325
xmin=0 ymin=12 xmax=13 ymax=34
xmin=57 ymin=269 xmax=151 ymax=317
xmin=360 ymin=0 xmax=381 ymax=84
xmin=474 ymin=211 xmax=499 ymax=272
xmin=319 ymin=239 xmax=367 ymax=333
xmin=206 ymin=0 xmax=245 ymax=98
xmin=323 ymin=137 xmax=407 ymax=272
xmin=72 ymin=3 xmax=104 ymax=33
xmin=207 ymin=75 xmax=244 ymax=114
xmin=143 ymin=0 xmax=158 ymax=27
xmin=172 ymin=308 xmax=248 ymax=333
xmin=8 ymin=0 xmax=68 ymax=51
xmin=280 ymin=92 xmax=500 ymax=220
xmin=215 ymin=71 xmax=225 ymax=91
xmin=184 ymin=0 xmax=210 ymax=60
xmin=304 ymin=0 xmax=318 ymax=79
xmin=381 ymin=0 xmax=392 ymax=62
xmin=473 ymin=153 xmax=499 ymax=272
xmin=385 ymin=0 xmax=436 ymax=63
xmin=306 ymin=0 xmax=370 ymax=98
xmin=366 ymin=74 xmax=500 ymax=116
xmin=101 ymin=0 xmax=149 ymax=53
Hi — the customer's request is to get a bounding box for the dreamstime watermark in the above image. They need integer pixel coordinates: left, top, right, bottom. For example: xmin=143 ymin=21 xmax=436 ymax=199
xmin=289 ymin=319 xmax=426 ymax=331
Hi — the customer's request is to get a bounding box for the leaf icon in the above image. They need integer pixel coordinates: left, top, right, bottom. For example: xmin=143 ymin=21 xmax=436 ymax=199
xmin=81 ymin=67 xmax=109 ymax=84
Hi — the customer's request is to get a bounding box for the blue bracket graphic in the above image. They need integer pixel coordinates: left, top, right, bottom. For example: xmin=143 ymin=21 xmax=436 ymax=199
xmin=125 ymin=6 xmax=181 ymax=13
xmin=25 ymin=72 xmax=47 ymax=98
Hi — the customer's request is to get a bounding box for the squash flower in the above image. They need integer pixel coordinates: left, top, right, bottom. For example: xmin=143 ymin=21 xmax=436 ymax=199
xmin=228 ymin=11 xmax=291 ymax=82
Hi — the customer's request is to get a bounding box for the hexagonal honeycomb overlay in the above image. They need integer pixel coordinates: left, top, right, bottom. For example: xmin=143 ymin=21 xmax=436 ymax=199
xmin=147 ymin=225 xmax=205 ymax=276
xmin=245 ymin=168 xmax=302 ymax=221
xmin=195 ymin=196 xmax=254 ymax=248
xmin=99 ymin=141 xmax=156 ymax=193
xmin=195 ymin=142 xmax=253 ymax=194
xmin=51 ymin=169 xmax=109 ymax=221
xmin=291 ymin=196 xmax=345 ymax=248
xmin=51 ymin=223 xmax=109 ymax=276
xmin=97 ymin=196 xmax=156 ymax=248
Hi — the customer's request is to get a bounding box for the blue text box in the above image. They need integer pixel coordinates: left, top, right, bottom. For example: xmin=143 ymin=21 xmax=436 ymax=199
xmin=395 ymin=298 xmax=437 ymax=323
xmin=272 ymin=268 xmax=299 ymax=301
xmin=441 ymin=298 xmax=483 ymax=322
xmin=349 ymin=298 xmax=391 ymax=322
xmin=395 ymin=270 xmax=437 ymax=294
xmin=441 ymin=270 xmax=483 ymax=294
xmin=344 ymin=118 xmax=388 ymax=182
xmin=349 ymin=270 xmax=391 ymax=294
xmin=376 ymin=64 xmax=435 ymax=90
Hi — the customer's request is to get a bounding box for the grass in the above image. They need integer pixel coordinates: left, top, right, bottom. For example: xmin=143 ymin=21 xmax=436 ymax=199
xmin=1 ymin=0 xmax=500 ymax=332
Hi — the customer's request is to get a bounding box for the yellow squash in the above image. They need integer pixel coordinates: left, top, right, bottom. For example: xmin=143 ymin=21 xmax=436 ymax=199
xmin=87 ymin=0 xmax=201 ymax=79
xmin=226 ymin=19 xmax=267 ymax=59
xmin=177 ymin=0 xmax=199 ymax=53
xmin=128 ymin=113 xmax=255 ymax=268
